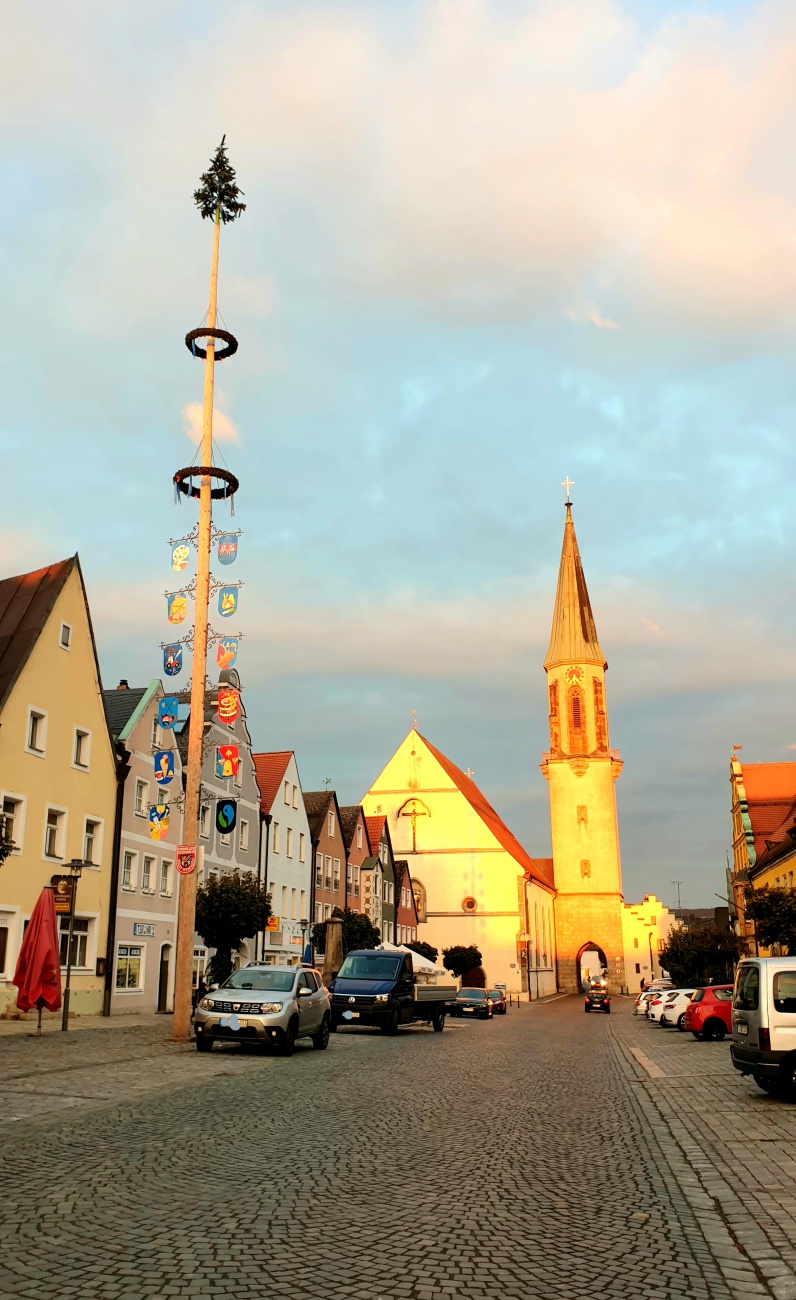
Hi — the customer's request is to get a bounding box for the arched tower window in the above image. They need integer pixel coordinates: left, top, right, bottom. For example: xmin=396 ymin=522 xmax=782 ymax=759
xmin=548 ymin=682 xmax=560 ymax=752
xmin=593 ymin=679 xmax=608 ymax=750
xmin=567 ymin=686 xmax=587 ymax=754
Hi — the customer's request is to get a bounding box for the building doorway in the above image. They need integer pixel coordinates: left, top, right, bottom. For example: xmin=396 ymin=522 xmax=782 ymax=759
xmin=158 ymin=943 xmax=172 ymax=1013
xmin=576 ymin=941 xmax=607 ymax=993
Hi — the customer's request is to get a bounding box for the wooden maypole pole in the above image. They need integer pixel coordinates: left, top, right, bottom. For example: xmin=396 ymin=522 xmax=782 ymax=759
xmin=172 ymin=138 xmax=245 ymax=1041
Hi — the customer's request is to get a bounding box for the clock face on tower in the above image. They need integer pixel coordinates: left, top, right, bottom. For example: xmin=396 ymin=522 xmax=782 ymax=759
xmin=564 ymin=665 xmax=584 ymax=686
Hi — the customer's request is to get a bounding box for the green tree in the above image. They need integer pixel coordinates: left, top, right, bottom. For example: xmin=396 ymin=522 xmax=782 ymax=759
xmin=442 ymin=945 xmax=483 ymax=980
xmin=194 ymin=136 xmax=246 ymax=223
xmin=659 ymin=923 xmax=745 ymax=988
xmin=407 ymin=940 xmax=438 ymax=963
xmin=195 ymin=873 xmax=271 ymax=985
xmin=745 ymin=885 xmax=796 ymax=954
xmin=312 ymin=907 xmax=382 ymax=956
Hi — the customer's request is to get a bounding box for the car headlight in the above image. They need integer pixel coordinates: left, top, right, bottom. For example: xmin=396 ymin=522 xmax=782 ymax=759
xmin=260 ymin=1002 xmax=283 ymax=1015
xmin=374 ymin=994 xmax=389 ymax=1003
xmin=199 ymin=998 xmax=214 ymax=1010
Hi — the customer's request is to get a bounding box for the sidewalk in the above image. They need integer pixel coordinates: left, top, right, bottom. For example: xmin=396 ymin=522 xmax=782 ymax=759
xmin=0 ymin=1010 xmax=166 ymax=1036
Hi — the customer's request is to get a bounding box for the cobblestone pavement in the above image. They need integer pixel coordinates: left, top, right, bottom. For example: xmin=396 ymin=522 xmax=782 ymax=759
xmin=2 ymin=997 xmax=793 ymax=1300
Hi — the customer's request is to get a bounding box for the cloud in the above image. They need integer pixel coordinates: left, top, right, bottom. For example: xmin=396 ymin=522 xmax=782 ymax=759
xmin=182 ymin=401 xmax=239 ymax=445
xmin=564 ymin=305 xmax=619 ymax=330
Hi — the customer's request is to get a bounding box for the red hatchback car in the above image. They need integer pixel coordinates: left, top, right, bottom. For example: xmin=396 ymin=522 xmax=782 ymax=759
xmin=683 ymin=985 xmax=734 ymax=1041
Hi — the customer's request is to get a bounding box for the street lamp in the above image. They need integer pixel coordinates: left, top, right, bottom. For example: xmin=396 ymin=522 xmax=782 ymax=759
xmin=61 ymin=859 xmax=84 ymax=1032
xmin=300 ymin=918 xmax=308 ymax=964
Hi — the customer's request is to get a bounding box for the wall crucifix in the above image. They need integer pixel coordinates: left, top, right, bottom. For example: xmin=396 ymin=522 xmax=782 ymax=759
xmin=397 ymin=797 xmax=431 ymax=853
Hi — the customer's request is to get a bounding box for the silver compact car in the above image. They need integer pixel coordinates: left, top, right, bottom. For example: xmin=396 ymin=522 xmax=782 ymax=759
xmin=194 ymin=964 xmax=330 ymax=1055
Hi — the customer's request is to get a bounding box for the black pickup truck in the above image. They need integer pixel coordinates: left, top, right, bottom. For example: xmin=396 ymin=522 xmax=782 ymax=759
xmin=329 ymin=949 xmax=455 ymax=1034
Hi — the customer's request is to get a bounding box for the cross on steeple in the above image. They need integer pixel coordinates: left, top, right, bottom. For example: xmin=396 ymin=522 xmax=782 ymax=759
xmin=465 ymin=767 xmax=475 ymax=778
xmin=561 ymin=476 xmax=574 ymax=503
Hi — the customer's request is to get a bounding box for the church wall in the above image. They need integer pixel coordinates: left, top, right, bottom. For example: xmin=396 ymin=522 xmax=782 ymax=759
xmin=524 ymin=879 xmax=557 ymax=998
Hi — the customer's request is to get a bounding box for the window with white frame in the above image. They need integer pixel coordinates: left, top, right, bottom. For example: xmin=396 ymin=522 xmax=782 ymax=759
xmin=59 ymin=916 xmax=90 ymax=968
xmin=27 ymin=709 xmax=47 ymax=756
xmin=286 ymin=827 xmax=293 ymax=859
xmin=315 ymin=852 xmax=322 ymax=887
xmin=346 ymin=862 xmax=352 ymax=889
xmin=44 ymin=808 xmax=64 ymax=859
xmin=314 ymin=902 xmax=322 ymax=924
xmin=134 ymin=780 xmax=148 ymax=816
xmin=0 ymin=916 xmax=11 ymax=977
xmin=273 ymin=821 xmax=280 ymax=853
xmin=333 ymin=858 xmax=340 ymax=891
xmin=324 ymin=855 xmax=332 ymax=888
xmin=281 ymin=885 xmax=288 ymax=918
xmin=73 ymin=728 xmax=90 ymax=770
xmin=291 ymin=887 xmax=297 ymax=919
xmin=299 ymin=832 xmax=306 ymax=863
xmin=116 ymin=944 xmax=143 ymax=990
xmin=354 ymin=865 xmax=360 ymax=897
xmin=324 ymin=904 xmax=331 ymax=920
xmin=151 ymin=716 xmax=160 ymax=748
xmin=141 ymin=855 xmax=155 ymax=893
xmin=292 ymin=784 xmax=298 ymax=809
xmin=300 ymin=889 xmax=306 ymax=916
xmin=200 ymin=805 xmax=209 ymax=837
xmin=59 ymin=622 xmax=72 ymax=650
xmin=160 ymin=860 xmax=172 ymax=896
xmin=122 ymin=851 xmax=136 ymax=890
xmin=284 ymin=780 xmax=290 ymax=805
xmin=328 ymin=810 xmax=334 ymax=836
xmin=234 ymin=759 xmax=243 ymax=789
xmin=2 ymin=796 xmax=22 ymax=853
xmin=239 ymin=819 xmax=249 ymax=852
xmin=83 ymin=818 xmax=101 ymax=866
xmin=220 ymin=828 xmax=231 ymax=847
xmin=357 ymin=824 xmax=363 ymax=849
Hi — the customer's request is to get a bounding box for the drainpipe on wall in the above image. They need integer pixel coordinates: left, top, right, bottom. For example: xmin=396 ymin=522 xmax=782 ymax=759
xmin=102 ymin=741 xmax=131 ymax=1017
xmin=309 ymin=836 xmax=319 ymax=965
xmin=260 ymin=814 xmax=271 ymax=962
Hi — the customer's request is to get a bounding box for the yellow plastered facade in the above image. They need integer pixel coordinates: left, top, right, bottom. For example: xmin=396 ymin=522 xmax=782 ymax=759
xmin=0 ymin=566 xmax=118 ymax=1016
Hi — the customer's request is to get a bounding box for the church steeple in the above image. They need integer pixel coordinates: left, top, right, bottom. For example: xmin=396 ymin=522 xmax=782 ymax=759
xmin=544 ymin=503 xmax=605 ymax=672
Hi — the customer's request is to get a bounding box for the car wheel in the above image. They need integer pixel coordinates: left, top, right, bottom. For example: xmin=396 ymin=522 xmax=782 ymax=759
xmin=380 ymin=1009 xmax=400 ymax=1036
xmin=585 ymin=1006 xmax=591 ymax=1013
xmin=312 ymin=1015 xmax=330 ymax=1051
xmin=703 ymin=1019 xmax=726 ymax=1042
xmin=196 ymin=1035 xmax=213 ymax=1053
xmin=691 ymin=1031 xmax=703 ymax=1040
xmin=753 ymin=1075 xmax=778 ymax=1095
xmin=777 ymin=1057 xmax=796 ymax=1102
xmin=604 ymin=1007 xmax=611 ymax=1014
xmin=432 ymin=1006 xmax=446 ymax=1032
xmin=329 ymin=1017 xmax=338 ymax=1033
xmin=677 ymin=1014 xmax=686 ymax=1030
xmin=278 ymin=1017 xmax=298 ymax=1056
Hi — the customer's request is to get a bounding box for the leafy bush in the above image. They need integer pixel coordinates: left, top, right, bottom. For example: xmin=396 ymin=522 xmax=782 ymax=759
xmin=195 ymin=873 xmax=271 ymax=985
xmin=312 ymin=907 xmax=382 ymax=956
xmin=745 ymin=885 xmax=796 ymax=954
xmin=407 ymin=940 xmax=438 ymax=963
xmin=659 ymin=923 xmax=745 ymax=988
xmin=442 ymin=945 xmax=483 ymax=980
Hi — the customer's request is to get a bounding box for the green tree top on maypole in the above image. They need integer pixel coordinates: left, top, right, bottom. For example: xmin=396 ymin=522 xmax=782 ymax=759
xmin=194 ymin=135 xmax=246 ymax=223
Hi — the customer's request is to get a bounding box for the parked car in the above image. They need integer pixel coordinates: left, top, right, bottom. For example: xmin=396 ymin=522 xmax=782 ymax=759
xmin=682 ymin=985 xmax=733 ymax=1041
xmin=659 ymin=989 xmax=696 ymax=1029
xmin=584 ymin=988 xmax=611 ymax=1014
xmin=634 ymin=991 xmax=656 ymax=1016
xmin=645 ymin=992 xmax=671 ymax=1023
xmin=731 ymin=958 xmax=796 ymax=1098
xmin=195 ymin=964 xmax=330 ymax=1055
xmin=487 ymin=988 xmax=507 ymax=1015
xmin=329 ymin=949 xmax=455 ymax=1033
xmin=449 ymin=988 xmax=493 ymax=1020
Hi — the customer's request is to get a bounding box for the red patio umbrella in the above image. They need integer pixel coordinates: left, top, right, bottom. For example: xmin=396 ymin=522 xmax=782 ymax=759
xmin=13 ymin=886 xmax=62 ymax=1031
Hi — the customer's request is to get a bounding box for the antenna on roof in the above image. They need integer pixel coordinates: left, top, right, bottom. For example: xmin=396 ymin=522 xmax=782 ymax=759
xmin=322 ymin=777 xmax=332 ymax=790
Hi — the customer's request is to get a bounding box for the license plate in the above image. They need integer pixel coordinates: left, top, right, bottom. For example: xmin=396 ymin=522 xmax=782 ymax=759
xmin=736 ymin=1022 xmax=748 ymax=1036
xmin=463 ymin=1008 xmax=474 ymax=1013
xmin=342 ymin=1010 xmax=359 ymax=1020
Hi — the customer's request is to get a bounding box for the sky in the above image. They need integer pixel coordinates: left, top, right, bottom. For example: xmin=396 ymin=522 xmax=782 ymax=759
xmin=2 ymin=0 xmax=795 ymax=909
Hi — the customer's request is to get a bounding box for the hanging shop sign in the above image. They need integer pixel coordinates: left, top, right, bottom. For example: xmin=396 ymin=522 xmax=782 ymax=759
xmin=216 ymin=637 xmax=239 ymax=671
xmin=158 ymin=697 xmax=179 ymax=729
xmin=216 ymin=799 xmax=238 ymax=834
xmin=171 ymin=543 xmax=191 ymax=572
xmin=218 ymin=587 xmax=238 ymax=618
xmin=167 ymin=593 xmax=188 ymax=625
xmin=217 ymin=688 xmax=240 ymax=725
xmin=163 ymin=643 xmax=183 ymax=677
xmin=217 ymin=534 xmax=238 ymax=566
xmin=154 ymin=751 xmax=175 ymax=785
xmin=215 ymin=745 xmax=240 ymax=779
xmin=176 ymin=845 xmax=197 ymax=876
xmin=149 ymin=805 xmax=170 ymax=841
xmin=50 ymin=875 xmax=75 ymax=916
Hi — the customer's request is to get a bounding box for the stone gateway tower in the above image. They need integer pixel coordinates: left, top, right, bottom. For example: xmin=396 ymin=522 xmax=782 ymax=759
xmin=544 ymin=503 xmax=626 ymax=995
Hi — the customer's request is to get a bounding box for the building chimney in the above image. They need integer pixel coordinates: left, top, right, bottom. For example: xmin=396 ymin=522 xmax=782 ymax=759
xmin=117 ymin=679 xmax=129 ymax=690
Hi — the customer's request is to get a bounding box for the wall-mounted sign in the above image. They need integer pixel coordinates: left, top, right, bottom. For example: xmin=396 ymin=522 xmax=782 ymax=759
xmin=265 ymin=915 xmax=279 ymax=931
xmin=176 ymin=845 xmax=197 ymax=876
xmin=215 ymin=800 xmax=237 ymax=835
xmin=133 ymin=923 xmax=156 ymax=938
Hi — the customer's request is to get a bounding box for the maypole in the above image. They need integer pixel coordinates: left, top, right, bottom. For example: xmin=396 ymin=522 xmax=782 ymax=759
xmin=171 ymin=138 xmax=245 ymax=1041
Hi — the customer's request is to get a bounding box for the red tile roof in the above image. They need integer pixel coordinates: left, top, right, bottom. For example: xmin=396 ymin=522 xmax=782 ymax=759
xmin=418 ymin=732 xmax=555 ymax=890
xmin=741 ymin=763 xmax=796 ymax=861
xmin=365 ymin=815 xmax=386 ymax=856
xmin=252 ymin=751 xmax=292 ymax=815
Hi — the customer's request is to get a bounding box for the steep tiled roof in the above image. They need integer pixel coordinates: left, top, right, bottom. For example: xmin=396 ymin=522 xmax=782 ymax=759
xmin=741 ymin=763 xmax=796 ymax=861
xmin=102 ymin=686 xmax=148 ymax=740
xmin=365 ymin=814 xmax=386 ymax=855
xmin=0 ymin=557 xmax=76 ymax=712
xmin=419 ymin=731 xmax=555 ymax=890
xmin=339 ymin=806 xmax=364 ymax=851
xmin=304 ymin=791 xmax=333 ymax=841
xmin=544 ymin=504 xmax=605 ymax=671
xmin=252 ymin=751 xmax=293 ymax=815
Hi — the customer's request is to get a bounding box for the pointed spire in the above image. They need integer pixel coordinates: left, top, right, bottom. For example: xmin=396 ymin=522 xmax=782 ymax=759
xmin=544 ymin=503 xmax=606 ymax=671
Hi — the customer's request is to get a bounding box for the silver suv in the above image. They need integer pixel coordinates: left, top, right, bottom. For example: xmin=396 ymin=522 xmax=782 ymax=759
xmin=195 ymin=964 xmax=330 ymax=1055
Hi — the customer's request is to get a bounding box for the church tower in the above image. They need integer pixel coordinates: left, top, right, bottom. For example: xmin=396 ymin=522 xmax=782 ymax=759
xmin=543 ymin=501 xmax=626 ymax=995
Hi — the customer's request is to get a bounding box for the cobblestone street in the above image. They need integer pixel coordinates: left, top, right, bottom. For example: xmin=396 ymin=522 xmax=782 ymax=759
xmin=3 ymin=996 xmax=796 ymax=1300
